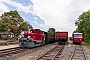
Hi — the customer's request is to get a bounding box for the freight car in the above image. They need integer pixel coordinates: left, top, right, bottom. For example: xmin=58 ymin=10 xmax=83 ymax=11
xmin=72 ymin=33 xmax=83 ymax=44
xmin=56 ymin=31 xmax=68 ymax=44
xmin=19 ymin=29 xmax=55 ymax=48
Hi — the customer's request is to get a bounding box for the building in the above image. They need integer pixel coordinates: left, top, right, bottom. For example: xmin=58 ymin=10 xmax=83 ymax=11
xmin=0 ymin=32 xmax=14 ymax=38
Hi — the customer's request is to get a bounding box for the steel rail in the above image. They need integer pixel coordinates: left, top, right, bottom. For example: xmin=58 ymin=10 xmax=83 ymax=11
xmin=37 ymin=45 xmax=64 ymax=60
xmin=0 ymin=47 xmax=25 ymax=57
xmin=70 ymin=45 xmax=87 ymax=60
xmin=52 ymin=45 xmax=64 ymax=60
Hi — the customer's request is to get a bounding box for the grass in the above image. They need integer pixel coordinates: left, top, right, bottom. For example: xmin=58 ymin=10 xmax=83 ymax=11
xmin=81 ymin=42 xmax=90 ymax=50
xmin=0 ymin=40 xmax=3 ymax=42
xmin=0 ymin=40 xmax=6 ymax=42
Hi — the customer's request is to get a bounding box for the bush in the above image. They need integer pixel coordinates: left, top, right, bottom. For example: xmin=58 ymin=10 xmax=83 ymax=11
xmin=4 ymin=38 xmax=8 ymax=40
xmin=84 ymin=37 xmax=90 ymax=44
xmin=3 ymin=38 xmax=14 ymax=40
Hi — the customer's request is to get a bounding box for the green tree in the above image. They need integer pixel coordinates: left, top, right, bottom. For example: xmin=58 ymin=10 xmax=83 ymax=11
xmin=0 ymin=10 xmax=33 ymax=36
xmin=19 ymin=21 xmax=33 ymax=31
xmin=0 ymin=20 xmax=7 ymax=32
xmin=48 ymin=28 xmax=55 ymax=35
xmin=75 ymin=10 xmax=90 ymax=43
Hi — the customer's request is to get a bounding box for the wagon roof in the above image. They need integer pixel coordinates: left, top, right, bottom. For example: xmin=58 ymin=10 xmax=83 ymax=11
xmin=73 ymin=33 xmax=82 ymax=34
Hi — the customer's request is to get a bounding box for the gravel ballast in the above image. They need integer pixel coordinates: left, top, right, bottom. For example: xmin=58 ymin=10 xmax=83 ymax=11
xmin=0 ymin=42 xmax=90 ymax=60
xmin=0 ymin=43 xmax=57 ymax=60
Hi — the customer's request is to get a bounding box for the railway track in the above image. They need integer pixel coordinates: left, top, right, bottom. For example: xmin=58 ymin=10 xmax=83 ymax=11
xmin=0 ymin=47 xmax=26 ymax=57
xmin=70 ymin=45 xmax=86 ymax=60
xmin=37 ymin=45 xmax=64 ymax=60
xmin=0 ymin=40 xmax=19 ymax=46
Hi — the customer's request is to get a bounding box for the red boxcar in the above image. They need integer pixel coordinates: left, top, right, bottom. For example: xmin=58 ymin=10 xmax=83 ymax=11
xmin=72 ymin=33 xmax=83 ymax=44
xmin=56 ymin=32 xmax=68 ymax=44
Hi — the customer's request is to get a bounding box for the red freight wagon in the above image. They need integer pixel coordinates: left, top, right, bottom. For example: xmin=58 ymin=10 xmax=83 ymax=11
xmin=56 ymin=32 xmax=68 ymax=44
xmin=72 ymin=33 xmax=83 ymax=44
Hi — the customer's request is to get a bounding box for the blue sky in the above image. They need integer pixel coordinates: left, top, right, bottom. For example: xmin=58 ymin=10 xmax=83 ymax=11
xmin=0 ymin=0 xmax=90 ymax=36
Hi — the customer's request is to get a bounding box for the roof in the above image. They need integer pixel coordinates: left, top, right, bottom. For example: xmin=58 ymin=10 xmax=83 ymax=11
xmin=73 ymin=33 xmax=82 ymax=34
xmin=0 ymin=32 xmax=14 ymax=34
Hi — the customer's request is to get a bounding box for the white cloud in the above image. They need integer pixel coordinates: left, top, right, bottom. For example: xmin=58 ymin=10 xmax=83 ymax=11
xmin=34 ymin=17 xmax=38 ymax=20
xmin=67 ymin=0 xmax=90 ymax=24
xmin=30 ymin=0 xmax=90 ymax=36
xmin=0 ymin=0 xmax=90 ymax=36
xmin=30 ymin=0 xmax=74 ymax=36
xmin=0 ymin=1 xmax=9 ymax=15
xmin=0 ymin=0 xmax=33 ymax=13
